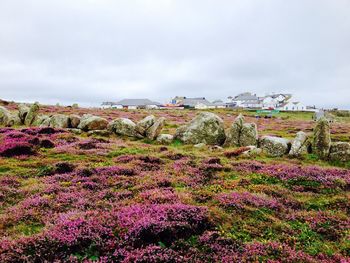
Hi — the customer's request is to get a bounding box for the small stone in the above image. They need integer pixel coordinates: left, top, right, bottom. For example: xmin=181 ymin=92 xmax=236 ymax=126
xmin=156 ymin=134 xmax=173 ymax=144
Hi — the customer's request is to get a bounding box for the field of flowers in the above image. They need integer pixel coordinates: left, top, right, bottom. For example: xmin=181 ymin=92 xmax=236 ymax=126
xmin=0 ymin=105 xmax=350 ymax=262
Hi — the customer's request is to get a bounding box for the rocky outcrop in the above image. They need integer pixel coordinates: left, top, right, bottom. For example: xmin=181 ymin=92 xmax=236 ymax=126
xmin=50 ymin=114 xmax=70 ymax=128
xmin=260 ymin=136 xmax=291 ymax=157
xmin=0 ymin=106 xmax=11 ymax=126
xmin=108 ymin=118 xmax=136 ymax=137
xmin=24 ymin=103 xmax=40 ymax=126
xmin=224 ymin=114 xmax=258 ymax=147
xmin=289 ymin=131 xmax=308 ymax=157
xmin=156 ymin=134 xmax=173 ymax=144
xmin=146 ymin=117 xmax=165 ymax=140
xmin=175 ymin=112 xmax=226 ymax=145
xmin=7 ymin=113 xmax=22 ymax=127
xmin=69 ymin=114 xmax=81 ymax=128
xmin=313 ymin=117 xmax=331 ymax=160
xmin=135 ymin=115 xmax=156 ymax=137
xmin=329 ymin=142 xmax=350 ymax=162
xmin=18 ymin=104 xmax=30 ymax=124
xmin=78 ymin=115 xmax=108 ymax=131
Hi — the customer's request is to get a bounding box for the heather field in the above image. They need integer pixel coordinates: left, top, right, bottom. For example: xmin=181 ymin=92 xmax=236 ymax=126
xmin=1 ymin=104 xmax=350 ymax=262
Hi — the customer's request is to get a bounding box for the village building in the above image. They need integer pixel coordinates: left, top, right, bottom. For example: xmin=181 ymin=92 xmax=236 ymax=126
xmin=227 ymin=92 xmax=262 ymax=108
xmin=278 ymin=101 xmax=306 ymax=111
xmin=115 ymin=99 xmax=162 ymax=109
xmin=261 ymin=93 xmax=292 ymax=109
xmin=100 ymin=102 xmax=122 ymax=109
xmin=171 ymin=97 xmax=227 ymax=109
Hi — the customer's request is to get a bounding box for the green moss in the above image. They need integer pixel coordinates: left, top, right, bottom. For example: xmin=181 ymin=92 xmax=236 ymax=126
xmin=0 ymin=166 xmax=11 ymax=173
xmin=170 ymin=139 xmax=183 ymax=147
xmin=13 ymin=222 xmax=44 ymax=236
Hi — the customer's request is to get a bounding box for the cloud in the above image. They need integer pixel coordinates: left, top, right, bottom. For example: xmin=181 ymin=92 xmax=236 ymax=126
xmin=0 ymin=0 xmax=349 ymax=108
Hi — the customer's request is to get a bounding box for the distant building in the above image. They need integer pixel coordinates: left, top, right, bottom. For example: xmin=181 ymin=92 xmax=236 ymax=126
xmin=261 ymin=93 xmax=292 ymax=109
xmin=211 ymin=100 xmax=227 ymax=109
xmin=228 ymin=92 xmax=262 ymax=108
xmin=115 ymin=99 xmax=162 ymax=109
xmin=171 ymin=96 xmax=186 ymax=105
xmin=278 ymin=101 xmax=306 ymax=111
xmin=100 ymin=102 xmax=121 ymax=109
xmin=173 ymin=97 xmax=230 ymax=109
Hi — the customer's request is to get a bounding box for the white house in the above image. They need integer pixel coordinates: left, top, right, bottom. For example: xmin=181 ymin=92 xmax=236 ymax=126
xmin=278 ymin=101 xmax=306 ymax=111
xmin=261 ymin=94 xmax=292 ymax=109
xmin=194 ymin=103 xmax=211 ymax=109
xmin=229 ymin=92 xmax=262 ymax=108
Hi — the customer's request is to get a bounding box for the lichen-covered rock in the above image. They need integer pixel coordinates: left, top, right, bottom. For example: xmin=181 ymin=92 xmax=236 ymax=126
xmin=24 ymin=103 xmax=40 ymax=126
xmin=50 ymin=114 xmax=70 ymax=128
xmin=18 ymin=104 xmax=30 ymax=123
xmin=7 ymin=113 xmax=22 ymax=127
xmin=313 ymin=117 xmax=331 ymax=160
xmin=289 ymin=131 xmax=308 ymax=157
xmin=175 ymin=112 xmax=226 ymax=145
xmin=69 ymin=114 xmax=81 ymax=128
xmin=240 ymin=123 xmax=258 ymax=147
xmin=78 ymin=115 xmax=108 ymax=131
xmin=108 ymin=118 xmax=136 ymax=137
xmin=39 ymin=116 xmax=52 ymax=127
xmin=260 ymin=136 xmax=291 ymax=157
xmin=32 ymin=114 xmax=50 ymax=126
xmin=0 ymin=106 xmax=11 ymax=126
xmin=135 ymin=115 xmax=156 ymax=137
xmin=224 ymin=114 xmax=244 ymax=147
xmin=156 ymin=134 xmax=173 ymax=144
xmin=146 ymin=117 xmax=165 ymax=140
xmin=329 ymin=142 xmax=350 ymax=162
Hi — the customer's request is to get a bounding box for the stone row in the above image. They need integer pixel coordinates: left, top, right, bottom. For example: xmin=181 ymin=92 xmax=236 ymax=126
xmin=0 ymin=104 xmax=349 ymax=161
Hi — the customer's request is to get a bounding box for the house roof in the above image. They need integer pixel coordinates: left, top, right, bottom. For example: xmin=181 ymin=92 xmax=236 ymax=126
xmin=116 ymin=99 xmax=161 ymax=106
xmin=181 ymin=98 xmax=212 ymax=107
xmin=101 ymin=102 xmax=117 ymax=106
xmin=233 ymin=93 xmax=260 ymax=101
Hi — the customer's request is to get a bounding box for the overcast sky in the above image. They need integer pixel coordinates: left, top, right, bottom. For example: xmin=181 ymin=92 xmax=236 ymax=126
xmin=0 ymin=0 xmax=349 ymax=108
